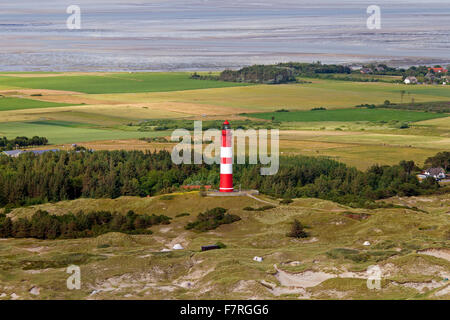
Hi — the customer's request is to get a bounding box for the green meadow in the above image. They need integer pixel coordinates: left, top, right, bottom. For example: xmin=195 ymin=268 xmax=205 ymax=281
xmin=0 ymin=72 xmax=448 ymax=170
xmin=247 ymin=108 xmax=448 ymax=122
xmin=0 ymin=120 xmax=170 ymax=144
xmin=0 ymin=73 xmax=250 ymax=94
xmin=0 ymin=96 xmax=76 ymax=111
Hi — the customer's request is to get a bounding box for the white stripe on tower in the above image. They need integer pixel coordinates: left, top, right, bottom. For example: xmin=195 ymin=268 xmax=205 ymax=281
xmin=220 ymin=163 xmax=232 ymax=174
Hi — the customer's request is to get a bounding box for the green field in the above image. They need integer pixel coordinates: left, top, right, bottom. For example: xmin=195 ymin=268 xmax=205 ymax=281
xmin=0 ymin=73 xmax=250 ymax=94
xmin=248 ymin=108 xmax=448 ymax=122
xmin=0 ymin=72 xmax=448 ymax=170
xmin=0 ymin=120 xmax=170 ymax=144
xmin=111 ymin=79 xmax=450 ymax=111
xmin=0 ymin=97 xmax=76 ymax=111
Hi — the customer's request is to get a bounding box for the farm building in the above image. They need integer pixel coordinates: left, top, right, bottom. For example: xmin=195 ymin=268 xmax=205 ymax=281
xmin=423 ymin=167 xmax=446 ymax=180
xmin=360 ymin=67 xmax=372 ymax=74
xmin=428 ymin=67 xmax=448 ymax=74
xmin=404 ymin=76 xmax=418 ymax=84
xmin=2 ymin=149 xmax=60 ymax=157
xmin=2 ymin=150 xmax=25 ymax=157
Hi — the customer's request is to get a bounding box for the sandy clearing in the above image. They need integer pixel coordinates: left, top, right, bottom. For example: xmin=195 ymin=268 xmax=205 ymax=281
xmin=260 ymin=279 xmax=309 ymax=297
xmin=418 ymin=249 xmax=450 ymax=262
xmin=23 ymin=246 xmax=47 ymax=253
xmin=392 ymin=280 xmax=445 ymax=293
xmin=434 ymin=285 xmax=450 ymax=297
xmin=274 ymin=265 xmax=336 ymax=288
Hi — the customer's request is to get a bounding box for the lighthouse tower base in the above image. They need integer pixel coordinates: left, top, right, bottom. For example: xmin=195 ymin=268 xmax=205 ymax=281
xmin=206 ymin=190 xmax=259 ymax=197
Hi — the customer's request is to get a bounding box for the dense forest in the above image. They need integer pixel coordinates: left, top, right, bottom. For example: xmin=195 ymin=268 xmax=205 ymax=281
xmin=218 ymin=65 xmax=296 ymax=84
xmin=0 ymin=209 xmax=171 ymax=239
xmin=0 ymin=136 xmax=48 ymax=151
xmin=276 ymin=62 xmax=351 ymax=75
xmin=192 ymin=62 xmax=449 ymax=84
xmin=0 ymin=150 xmax=446 ymax=209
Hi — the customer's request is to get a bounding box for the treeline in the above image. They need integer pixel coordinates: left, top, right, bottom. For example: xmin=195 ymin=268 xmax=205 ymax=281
xmin=235 ymin=158 xmax=442 ymax=207
xmin=192 ymin=62 xmax=350 ymax=84
xmin=0 ymin=210 xmax=170 ymax=239
xmin=425 ymin=152 xmax=450 ymax=171
xmin=0 ymin=150 xmax=446 ymax=209
xmin=219 ymin=65 xmax=296 ymax=84
xmin=373 ymin=101 xmax=450 ymax=113
xmin=0 ymin=136 xmax=48 ymax=151
xmin=0 ymin=150 xmax=208 ymax=208
xmin=192 ymin=62 xmax=449 ymax=84
xmin=277 ymin=62 xmax=351 ymax=75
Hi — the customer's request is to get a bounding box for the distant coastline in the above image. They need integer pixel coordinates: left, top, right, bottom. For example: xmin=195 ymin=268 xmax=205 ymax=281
xmin=1 ymin=0 xmax=449 ymax=72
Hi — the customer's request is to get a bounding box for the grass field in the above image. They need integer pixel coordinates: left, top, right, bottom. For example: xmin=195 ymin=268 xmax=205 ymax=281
xmin=0 ymin=97 xmax=76 ymax=111
xmin=96 ymin=78 xmax=450 ymax=112
xmin=0 ymin=73 xmax=250 ymax=94
xmin=1 ymin=192 xmax=448 ymax=300
xmin=0 ymin=120 xmax=171 ymax=144
xmin=247 ymin=108 xmax=448 ymax=122
xmin=0 ymin=72 xmax=448 ymax=170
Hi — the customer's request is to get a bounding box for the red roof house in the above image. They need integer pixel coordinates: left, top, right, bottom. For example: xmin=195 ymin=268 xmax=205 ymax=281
xmin=428 ymin=67 xmax=448 ymax=73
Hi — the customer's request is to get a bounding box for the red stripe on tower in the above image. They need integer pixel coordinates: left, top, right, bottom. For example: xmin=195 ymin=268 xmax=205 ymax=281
xmin=219 ymin=120 xmax=233 ymax=192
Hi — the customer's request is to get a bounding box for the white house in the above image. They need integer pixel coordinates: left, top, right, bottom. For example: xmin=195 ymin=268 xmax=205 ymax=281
xmin=404 ymin=76 xmax=418 ymax=84
xmin=2 ymin=150 xmax=25 ymax=157
xmin=424 ymin=167 xmax=446 ymax=180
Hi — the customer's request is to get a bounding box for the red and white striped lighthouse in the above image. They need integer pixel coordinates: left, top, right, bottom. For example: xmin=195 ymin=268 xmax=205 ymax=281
xmin=219 ymin=120 xmax=233 ymax=192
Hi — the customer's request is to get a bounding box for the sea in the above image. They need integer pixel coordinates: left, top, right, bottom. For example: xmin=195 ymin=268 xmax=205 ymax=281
xmin=0 ymin=0 xmax=449 ymax=71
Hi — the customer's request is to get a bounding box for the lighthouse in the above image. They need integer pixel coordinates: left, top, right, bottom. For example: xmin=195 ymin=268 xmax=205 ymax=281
xmin=219 ymin=120 xmax=233 ymax=192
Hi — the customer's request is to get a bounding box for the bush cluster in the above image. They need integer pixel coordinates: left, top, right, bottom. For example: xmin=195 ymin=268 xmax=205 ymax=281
xmin=0 ymin=210 xmax=170 ymax=239
xmin=185 ymin=207 xmax=241 ymax=232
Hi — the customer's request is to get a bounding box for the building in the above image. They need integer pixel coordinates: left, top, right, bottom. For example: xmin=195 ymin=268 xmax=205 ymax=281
xmin=360 ymin=67 xmax=372 ymax=74
xmin=428 ymin=67 xmax=448 ymax=74
xmin=29 ymin=149 xmax=60 ymax=155
xmin=2 ymin=150 xmax=25 ymax=157
xmin=2 ymin=149 xmax=60 ymax=157
xmin=404 ymin=76 xmax=418 ymax=84
xmin=424 ymin=167 xmax=446 ymax=180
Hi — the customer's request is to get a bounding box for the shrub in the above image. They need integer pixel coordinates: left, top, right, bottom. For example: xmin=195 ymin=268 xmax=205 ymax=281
xmin=176 ymin=213 xmax=190 ymax=218
xmin=287 ymin=219 xmax=308 ymax=238
xmin=279 ymin=199 xmax=293 ymax=205
xmin=243 ymin=205 xmax=275 ymax=211
xmin=160 ymin=195 xmax=175 ymax=200
xmin=185 ymin=207 xmax=241 ymax=232
xmin=215 ymin=241 xmax=227 ymax=249
xmin=0 ymin=210 xmax=170 ymax=240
